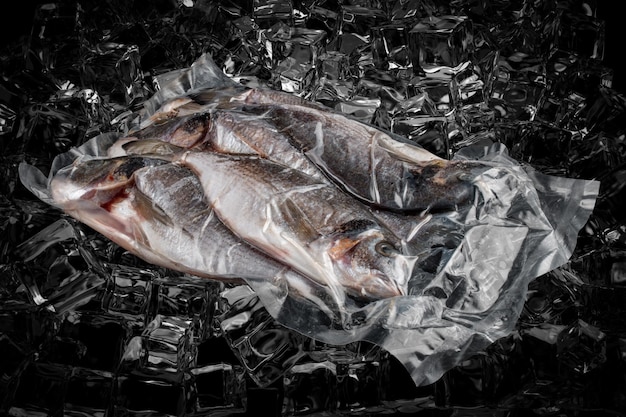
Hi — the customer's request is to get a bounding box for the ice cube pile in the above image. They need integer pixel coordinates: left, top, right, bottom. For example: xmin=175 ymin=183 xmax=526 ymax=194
xmin=1 ymin=0 xmax=625 ymax=416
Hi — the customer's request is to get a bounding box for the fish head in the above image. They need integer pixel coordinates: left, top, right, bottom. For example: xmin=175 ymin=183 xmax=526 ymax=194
xmin=51 ymin=156 xmax=169 ymax=211
xmin=50 ymin=156 xmax=180 ymax=263
xmin=328 ymin=220 xmax=414 ymax=300
xmin=133 ymin=112 xmax=211 ymax=148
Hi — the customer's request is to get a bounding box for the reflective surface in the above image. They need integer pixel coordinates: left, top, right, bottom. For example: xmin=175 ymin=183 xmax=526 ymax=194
xmin=2 ymin=0 xmax=626 ymax=416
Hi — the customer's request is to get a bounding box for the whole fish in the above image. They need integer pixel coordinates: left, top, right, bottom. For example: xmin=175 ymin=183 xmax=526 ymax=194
xmin=240 ymin=100 xmax=477 ymax=211
xmin=176 ymin=150 xmax=417 ymax=302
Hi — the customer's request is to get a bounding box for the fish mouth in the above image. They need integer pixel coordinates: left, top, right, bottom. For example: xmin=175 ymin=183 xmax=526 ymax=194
xmin=328 ymin=233 xmax=408 ymax=300
xmin=350 ymin=270 xmax=406 ymax=300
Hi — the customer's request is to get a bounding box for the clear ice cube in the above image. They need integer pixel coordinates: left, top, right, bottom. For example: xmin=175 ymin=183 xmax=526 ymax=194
xmin=191 ymin=362 xmax=246 ymax=411
xmin=64 ymin=367 xmax=114 ymax=416
xmin=316 ymin=50 xmax=353 ymax=81
xmin=408 ymin=15 xmax=474 ymax=74
xmin=10 ymin=362 xmax=70 ymax=416
xmin=550 ymin=10 xmax=605 ymax=60
xmin=217 ymin=285 xmax=311 ymax=387
xmin=283 ymin=361 xmax=337 ymax=414
xmin=152 ymin=277 xmax=222 ymax=342
xmin=103 ymin=265 xmax=158 ymax=321
xmin=372 ymin=22 xmax=412 ymax=70
xmin=47 ymin=311 xmax=132 ymax=372
xmin=143 ymin=315 xmax=194 ymax=373
xmin=557 ymin=319 xmax=607 ymax=374
xmin=266 ymin=26 xmax=327 ymax=68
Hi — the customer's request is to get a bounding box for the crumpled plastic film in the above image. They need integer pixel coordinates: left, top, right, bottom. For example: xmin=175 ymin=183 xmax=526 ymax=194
xmin=19 ymin=53 xmax=600 ymax=387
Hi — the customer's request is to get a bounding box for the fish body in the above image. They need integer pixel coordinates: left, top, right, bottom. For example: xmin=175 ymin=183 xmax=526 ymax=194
xmin=178 ymin=151 xmax=415 ymax=301
xmin=241 ymin=101 xmax=476 ymax=211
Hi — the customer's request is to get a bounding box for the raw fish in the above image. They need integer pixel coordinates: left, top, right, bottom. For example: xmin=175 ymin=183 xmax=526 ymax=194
xmin=177 ymin=150 xmax=417 ymax=302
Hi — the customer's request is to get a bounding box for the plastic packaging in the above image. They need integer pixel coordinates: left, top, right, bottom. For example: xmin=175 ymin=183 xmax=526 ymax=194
xmin=19 ymin=54 xmax=600 ymax=387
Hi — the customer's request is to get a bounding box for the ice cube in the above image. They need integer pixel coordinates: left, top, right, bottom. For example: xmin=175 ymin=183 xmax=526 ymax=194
xmin=306 ymin=6 xmax=338 ymax=36
xmin=335 ymin=353 xmax=390 ymax=409
xmin=82 ymin=43 xmax=147 ymax=106
xmin=272 ymin=58 xmax=316 ymax=94
xmin=550 ymin=10 xmax=605 ymax=60
xmin=191 ymin=363 xmax=246 ymax=411
xmin=316 ymin=51 xmax=353 ymax=81
xmin=217 ymin=285 xmax=311 ymax=387
xmin=28 ymin=2 xmax=81 ymax=80
xmin=103 ymin=265 xmax=158 ymax=320
xmin=283 ymin=361 xmax=337 ymax=414
xmin=266 ymin=26 xmax=327 ymax=68
xmin=557 ymin=319 xmax=607 ymax=374
xmin=372 ymin=22 xmax=412 ymax=70
xmin=10 ymin=362 xmax=70 ymax=416
xmin=64 ymin=367 xmax=114 ymax=416
xmin=311 ymin=78 xmax=355 ymax=108
xmin=46 ymin=311 xmax=131 ymax=372
xmin=451 ymin=62 xmax=486 ymax=110
xmin=408 ymin=15 xmax=474 ymax=75
xmin=355 ymin=69 xmax=407 ymax=109
xmin=488 ymin=53 xmax=546 ymax=121
xmin=140 ymin=315 xmax=194 ymax=373
xmin=389 ymin=0 xmax=430 ymax=22
xmin=407 ymin=76 xmax=454 ymax=114
xmin=152 ymin=277 xmax=221 ymax=342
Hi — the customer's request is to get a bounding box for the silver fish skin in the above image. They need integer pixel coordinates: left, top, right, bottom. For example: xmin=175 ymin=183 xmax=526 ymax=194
xmin=198 ymin=109 xmax=328 ymax=182
xmin=178 ymin=150 xmax=416 ymax=302
xmin=241 ymin=101 xmax=476 ymax=212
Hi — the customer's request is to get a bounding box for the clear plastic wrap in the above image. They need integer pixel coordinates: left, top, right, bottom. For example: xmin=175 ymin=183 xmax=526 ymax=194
xmin=19 ymin=53 xmax=599 ymax=387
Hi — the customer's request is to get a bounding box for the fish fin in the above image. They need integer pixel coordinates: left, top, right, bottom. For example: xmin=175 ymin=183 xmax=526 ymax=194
xmin=375 ymin=132 xmax=443 ymax=164
xmin=276 ymin=197 xmax=321 ymax=244
xmin=132 ymin=188 xmax=176 ymax=228
xmin=328 ymin=237 xmax=359 ymax=261
xmin=122 ymin=140 xmax=183 ymax=160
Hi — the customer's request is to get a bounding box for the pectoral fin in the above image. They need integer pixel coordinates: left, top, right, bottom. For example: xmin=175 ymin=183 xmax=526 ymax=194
xmin=276 ymin=197 xmax=321 ymax=244
xmin=122 ymin=140 xmax=183 ymax=159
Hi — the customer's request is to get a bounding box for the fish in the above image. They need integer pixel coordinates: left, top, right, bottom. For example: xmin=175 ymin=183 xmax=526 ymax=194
xmin=239 ymin=100 xmax=478 ymax=211
xmin=50 ymin=155 xmax=339 ymax=316
xmin=176 ymin=149 xmax=417 ymax=302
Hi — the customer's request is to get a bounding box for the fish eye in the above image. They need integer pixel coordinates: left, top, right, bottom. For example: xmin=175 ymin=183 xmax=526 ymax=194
xmin=375 ymin=241 xmax=398 ymax=257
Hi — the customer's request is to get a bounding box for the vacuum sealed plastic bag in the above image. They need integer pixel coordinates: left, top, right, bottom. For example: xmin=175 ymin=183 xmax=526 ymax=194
xmin=19 ymin=54 xmax=600 ymax=387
